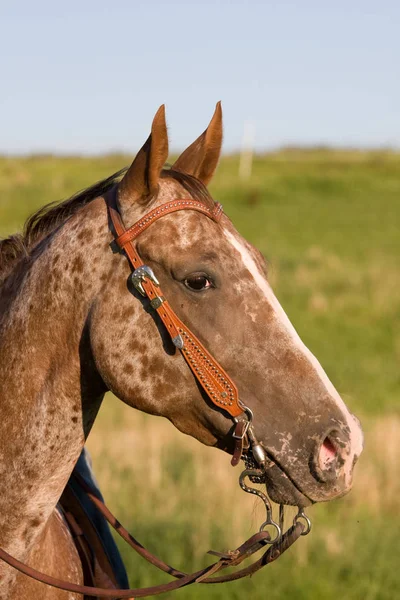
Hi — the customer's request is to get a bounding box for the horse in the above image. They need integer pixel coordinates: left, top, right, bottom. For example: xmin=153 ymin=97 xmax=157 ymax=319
xmin=0 ymin=103 xmax=363 ymax=599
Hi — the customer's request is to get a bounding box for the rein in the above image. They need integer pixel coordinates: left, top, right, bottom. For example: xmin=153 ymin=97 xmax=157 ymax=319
xmin=0 ymin=472 xmax=305 ymax=597
xmin=0 ymin=189 xmax=311 ymax=597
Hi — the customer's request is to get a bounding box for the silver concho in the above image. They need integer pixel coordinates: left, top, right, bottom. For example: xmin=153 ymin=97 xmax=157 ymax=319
xmin=129 ymin=265 xmax=159 ymax=296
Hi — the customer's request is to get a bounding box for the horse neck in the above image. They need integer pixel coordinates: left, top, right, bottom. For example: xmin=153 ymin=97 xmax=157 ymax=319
xmin=0 ymin=198 xmax=108 ymax=573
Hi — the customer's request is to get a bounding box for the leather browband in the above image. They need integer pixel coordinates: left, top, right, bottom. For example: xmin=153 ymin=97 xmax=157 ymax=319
xmin=107 ymin=190 xmax=244 ymax=419
xmin=115 ymin=199 xmax=223 ymax=247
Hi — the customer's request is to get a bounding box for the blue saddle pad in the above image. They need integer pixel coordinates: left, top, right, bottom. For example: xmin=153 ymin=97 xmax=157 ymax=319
xmin=68 ymin=447 xmax=129 ymax=589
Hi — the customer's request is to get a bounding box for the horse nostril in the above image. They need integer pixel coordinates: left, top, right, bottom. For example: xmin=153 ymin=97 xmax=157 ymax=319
xmin=319 ymin=436 xmax=337 ymax=471
xmin=311 ymin=431 xmax=343 ymax=483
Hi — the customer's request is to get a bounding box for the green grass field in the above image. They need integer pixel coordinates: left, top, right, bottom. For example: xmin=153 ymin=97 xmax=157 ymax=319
xmin=1 ymin=151 xmax=399 ymax=599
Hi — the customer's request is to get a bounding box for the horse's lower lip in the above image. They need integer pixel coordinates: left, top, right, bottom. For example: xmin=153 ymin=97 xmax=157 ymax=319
xmin=242 ymin=450 xmax=313 ymax=507
xmin=263 ymin=462 xmax=314 ymax=507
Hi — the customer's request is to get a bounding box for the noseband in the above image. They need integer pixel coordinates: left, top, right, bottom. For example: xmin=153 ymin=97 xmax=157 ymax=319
xmin=0 ymin=187 xmax=312 ymax=598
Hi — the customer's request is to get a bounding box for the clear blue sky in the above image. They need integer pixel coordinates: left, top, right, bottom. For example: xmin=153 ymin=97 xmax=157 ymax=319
xmin=1 ymin=1 xmax=399 ymax=154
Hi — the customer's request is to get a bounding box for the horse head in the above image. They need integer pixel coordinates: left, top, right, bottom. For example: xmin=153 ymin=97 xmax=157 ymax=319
xmin=90 ymin=104 xmax=363 ymax=508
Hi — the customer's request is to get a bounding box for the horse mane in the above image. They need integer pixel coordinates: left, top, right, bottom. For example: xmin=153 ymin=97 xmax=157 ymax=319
xmin=0 ymin=166 xmax=214 ymax=284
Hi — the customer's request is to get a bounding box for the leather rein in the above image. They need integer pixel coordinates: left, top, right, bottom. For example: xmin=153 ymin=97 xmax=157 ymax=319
xmin=0 ymin=189 xmax=311 ymax=597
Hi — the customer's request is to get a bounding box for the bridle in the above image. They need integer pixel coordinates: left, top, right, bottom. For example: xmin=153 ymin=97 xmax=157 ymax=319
xmin=0 ymin=187 xmax=312 ymax=597
xmin=107 ymin=192 xmax=257 ymax=462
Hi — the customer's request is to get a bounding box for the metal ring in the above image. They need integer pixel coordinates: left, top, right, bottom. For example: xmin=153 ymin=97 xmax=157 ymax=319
xmin=236 ymin=403 xmax=254 ymax=425
xmin=259 ymin=519 xmax=282 ymax=544
xmin=243 ymin=406 xmax=254 ymax=423
xmin=293 ymin=510 xmax=312 ymax=536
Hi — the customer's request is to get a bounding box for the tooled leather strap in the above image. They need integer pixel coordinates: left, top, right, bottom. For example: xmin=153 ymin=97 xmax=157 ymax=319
xmin=107 ymin=191 xmax=244 ymax=419
xmin=115 ymin=198 xmax=223 ymax=247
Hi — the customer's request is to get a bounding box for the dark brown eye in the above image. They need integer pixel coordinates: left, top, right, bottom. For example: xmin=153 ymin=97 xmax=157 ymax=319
xmin=184 ymin=274 xmax=213 ymax=292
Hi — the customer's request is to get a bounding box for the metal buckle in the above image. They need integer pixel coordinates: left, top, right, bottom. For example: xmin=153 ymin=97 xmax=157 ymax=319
xmin=233 ymin=405 xmax=254 ymax=441
xmin=129 ymin=265 xmax=159 ymax=296
xmin=233 ymin=419 xmax=251 ymax=441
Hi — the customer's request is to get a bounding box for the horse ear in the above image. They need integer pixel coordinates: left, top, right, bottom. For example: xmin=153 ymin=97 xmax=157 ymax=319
xmin=172 ymin=102 xmax=223 ymax=186
xmin=119 ymin=105 xmax=169 ymax=205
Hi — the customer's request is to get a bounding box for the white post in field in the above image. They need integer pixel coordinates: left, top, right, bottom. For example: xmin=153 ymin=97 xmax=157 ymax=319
xmin=239 ymin=120 xmax=255 ymax=181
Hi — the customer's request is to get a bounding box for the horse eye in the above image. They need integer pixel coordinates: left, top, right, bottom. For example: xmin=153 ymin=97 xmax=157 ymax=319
xmin=184 ymin=274 xmax=213 ymax=292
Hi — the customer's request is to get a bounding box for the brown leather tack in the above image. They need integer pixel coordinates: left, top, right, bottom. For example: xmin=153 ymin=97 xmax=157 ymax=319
xmin=231 ymin=421 xmax=249 ymax=466
xmin=114 ymin=200 xmax=223 ymax=249
xmin=0 ymin=469 xmax=304 ymax=597
xmin=108 ymin=191 xmax=243 ymax=419
xmin=60 ymin=483 xmax=120 ymax=595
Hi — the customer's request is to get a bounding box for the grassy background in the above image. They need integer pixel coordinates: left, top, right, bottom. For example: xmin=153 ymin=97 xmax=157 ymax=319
xmin=1 ymin=151 xmax=399 ymax=599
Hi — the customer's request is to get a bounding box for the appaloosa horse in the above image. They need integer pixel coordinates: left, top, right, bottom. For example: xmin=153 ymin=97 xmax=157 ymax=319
xmin=0 ymin=104 xmax=363 ymax=599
